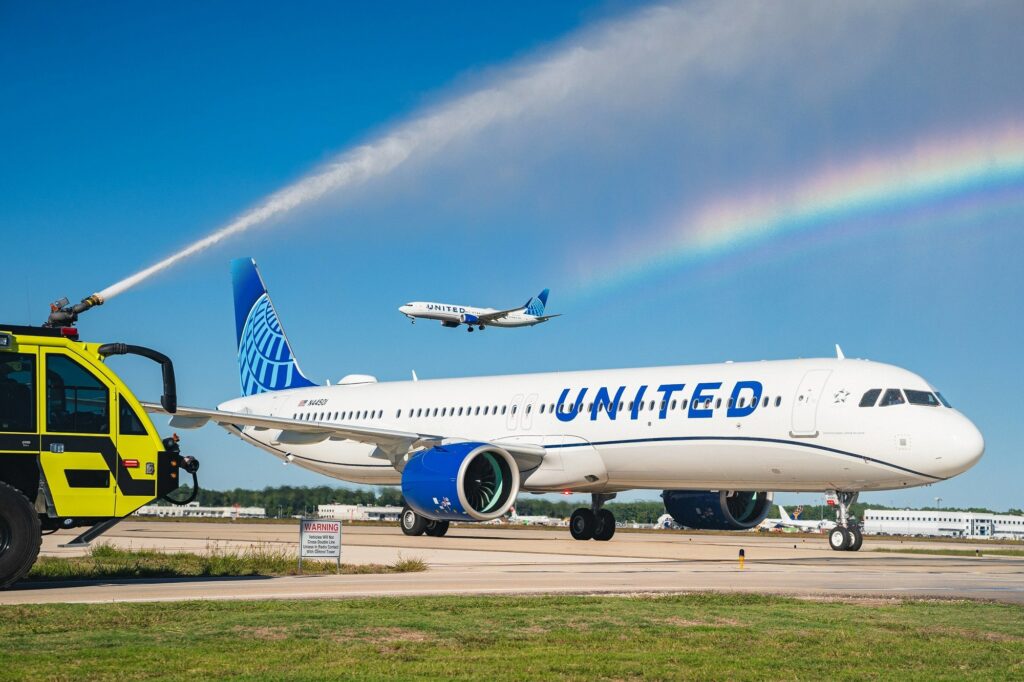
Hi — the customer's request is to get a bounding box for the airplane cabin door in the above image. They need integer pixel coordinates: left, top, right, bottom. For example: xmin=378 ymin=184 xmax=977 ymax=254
xmin=790 ymin=369 xmax=832 ymax=437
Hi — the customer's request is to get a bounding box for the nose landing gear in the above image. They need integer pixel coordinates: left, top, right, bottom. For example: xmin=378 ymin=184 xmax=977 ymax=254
xmin=570 ymin=493 xmax=617 ymax=541
xmin=828 ymin=491 xmax=863 ymax=551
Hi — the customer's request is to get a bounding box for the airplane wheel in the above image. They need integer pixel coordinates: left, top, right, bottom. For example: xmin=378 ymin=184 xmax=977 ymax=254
xmin=424 ymin=519 xmax=450 ymax=537
xmin=593 ymin=509 xmax=616 ymax=541
xmin=570 ymin=508 xmax=596 ymax=540
xmin=478 ymin=326 xmax=484 ymax=331
xmin=829 ymin=526 xmax=851 ymax=551
xmin=846 ymin=526 xmax=863 ymax=552
xmin=467 ymin=327 xmax=474 ymax=333
xmin=400 ymin=506 xmax=427 ymax=536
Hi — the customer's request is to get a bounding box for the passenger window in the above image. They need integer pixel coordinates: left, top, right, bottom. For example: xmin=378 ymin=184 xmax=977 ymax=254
xmin=526 ymin=405 xmax=532 ymax=415
xmin=879 ymin=389 xmax=905 ymax=407
xmin=46 ymin=354 xmax=110 ymax=434
xmin=681 ymin=399 xmax=688 ymax=410
xmin=859 ymin=389 xmax=882 ymax=407
xmin=396 ymin=410 xmax=401 ymax=418
xmin=119 ymin=395 xmax=148 ymax=436
xmin=904 ymin=390 xmax=940 ymax=407
xmin=0 ymin=353 xmax=36 ymax=433
xmin=762 ymin=396 xmax=768 ymax=408
xmin=775 ymin=397 xmax=781 ymax=407
xmin=540 ymin=404 xmax=546 ymax=414
xmin=715 ymin=399 xmax=721 ymax=409
xmin=501 ymin=405 xmax=507 ymax=415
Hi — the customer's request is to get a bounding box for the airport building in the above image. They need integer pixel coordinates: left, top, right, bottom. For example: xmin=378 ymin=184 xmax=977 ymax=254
xmin=864 ymin=509 xmax=1024 ymax=540
xmin=317 ymin=504 xmax=403 ymax=522
xmin=135 ymin=502 xmax=267 ymax=519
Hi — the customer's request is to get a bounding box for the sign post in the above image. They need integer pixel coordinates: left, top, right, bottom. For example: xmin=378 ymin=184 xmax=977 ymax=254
xmin=299 ymin=518 xmax=342 ymax=574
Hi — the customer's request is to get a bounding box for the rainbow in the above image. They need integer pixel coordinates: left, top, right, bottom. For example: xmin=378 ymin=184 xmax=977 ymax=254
xmin=572 ymin=123 xmax=1024 ymax=298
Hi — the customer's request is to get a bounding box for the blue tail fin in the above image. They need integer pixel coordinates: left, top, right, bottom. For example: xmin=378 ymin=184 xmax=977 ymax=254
xmin=524 ymin=288 xmax=549 ymax=317
xmin=232 ymin=258 xmax=315 ymax=396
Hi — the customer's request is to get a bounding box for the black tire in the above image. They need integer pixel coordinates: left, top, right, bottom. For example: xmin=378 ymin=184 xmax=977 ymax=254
xmin=847 ymin=525 xmax=863 ymax=552
xmin=593 ymin=509 xmax=616 ymax=541
xmin=400 ymin=506 xmax=427 ymax=536
xmin=828 ymin=526 xmax=851 ymax=551
xmin=424 ymin=519 xmax=450 ymax=537
xmin=0 ymin=482 xmax=41 ymax=589
xmin=569 ymin=508 xmax=596 ymax=541
xmin=467 ymin=327 xmax=474 ymax=333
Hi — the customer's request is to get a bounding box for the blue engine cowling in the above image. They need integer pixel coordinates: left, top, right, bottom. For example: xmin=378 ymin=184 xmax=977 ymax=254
xmin=661 ymin=490 xmax=773 ymax=530
xmin=460 ymin=313 xmax=480 ymax=325
xmin=402 ymin=442 xmax=520 ymax=522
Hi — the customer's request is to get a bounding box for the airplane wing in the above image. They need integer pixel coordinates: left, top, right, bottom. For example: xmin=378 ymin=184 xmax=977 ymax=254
xmin=141 ymin=402 xmax=546 ymax=471
xmin=474 ymin=306 xmax=523 ymax=324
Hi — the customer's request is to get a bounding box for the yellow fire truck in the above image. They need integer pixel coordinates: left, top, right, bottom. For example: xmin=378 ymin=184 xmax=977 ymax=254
xmin=0 ymin=296 xmax=197 ymax=587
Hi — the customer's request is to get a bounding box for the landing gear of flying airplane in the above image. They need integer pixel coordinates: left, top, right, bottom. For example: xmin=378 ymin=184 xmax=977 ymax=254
xmin=570 ymin=493 xmax=617 ymax=541
xmin=828 ymin=491 xmax=863 ymax=552
xmin=478 ymin=325 xmax=485 ymax=331
xmin=467 ymin=326 xmax=474 ymax=332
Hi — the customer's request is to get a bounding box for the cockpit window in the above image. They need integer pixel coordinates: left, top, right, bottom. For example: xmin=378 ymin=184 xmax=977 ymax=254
xmin=936 ymin=392 xmax=952 ymax=408
xmin=904 ymin=390 xmax=940 ymax=407
xmin=879 ymin=389 xmax=905 ymax=407
xmin=859 ymin=389 xmax=881 ymax=407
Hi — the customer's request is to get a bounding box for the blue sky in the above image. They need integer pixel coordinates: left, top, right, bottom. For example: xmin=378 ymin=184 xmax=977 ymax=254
xmin=2 ymin=1 xmax=1022 ymax=510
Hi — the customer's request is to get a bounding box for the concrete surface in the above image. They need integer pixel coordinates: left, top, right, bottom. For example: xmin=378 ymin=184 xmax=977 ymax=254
xmin=2 ymin=521 xmax=1022 ymax=605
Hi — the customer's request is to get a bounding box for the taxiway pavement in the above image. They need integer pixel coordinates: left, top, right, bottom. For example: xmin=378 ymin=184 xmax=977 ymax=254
xmin=3 ymin=521 xmax=1021 ymax=605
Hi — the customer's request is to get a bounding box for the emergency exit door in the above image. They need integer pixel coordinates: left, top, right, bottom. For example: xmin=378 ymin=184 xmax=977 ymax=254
xmin=791 ymin=369 xmax=832 ymax=437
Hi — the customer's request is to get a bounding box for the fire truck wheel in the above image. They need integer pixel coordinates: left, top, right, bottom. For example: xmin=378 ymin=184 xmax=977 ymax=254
xmin=0 ymin=482 xmax=41 ymax=589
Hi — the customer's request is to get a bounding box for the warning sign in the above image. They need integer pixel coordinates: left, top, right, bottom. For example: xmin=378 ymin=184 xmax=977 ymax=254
xmin=300 ymin=519 xmax=342 ymax=559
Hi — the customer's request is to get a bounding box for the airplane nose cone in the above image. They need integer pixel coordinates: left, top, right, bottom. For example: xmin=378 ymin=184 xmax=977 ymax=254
xmin=934 ymin=416 xmax=984 ymax=478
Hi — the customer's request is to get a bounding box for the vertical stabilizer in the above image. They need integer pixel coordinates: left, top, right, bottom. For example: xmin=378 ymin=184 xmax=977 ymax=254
xmin=232 ymin=258 xmax=315 ymax=396
xmin=524 ymin=288 xmax=550 ymax=317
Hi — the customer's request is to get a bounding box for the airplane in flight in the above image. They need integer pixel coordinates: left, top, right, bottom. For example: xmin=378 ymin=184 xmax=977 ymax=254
xmin=398 ymin=289 xmax=559 ymax=331
xmin=145 ymin=258 xmax=984 ymax=552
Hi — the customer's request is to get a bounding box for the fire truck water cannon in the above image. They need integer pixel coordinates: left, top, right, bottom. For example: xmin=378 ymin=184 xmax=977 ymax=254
xmin=43 ymin=294 xmax=104 ymax=328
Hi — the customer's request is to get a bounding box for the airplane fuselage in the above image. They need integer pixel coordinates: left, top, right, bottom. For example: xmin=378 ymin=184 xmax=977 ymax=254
xmin=218 ymin=357 xmax=984 ymax=494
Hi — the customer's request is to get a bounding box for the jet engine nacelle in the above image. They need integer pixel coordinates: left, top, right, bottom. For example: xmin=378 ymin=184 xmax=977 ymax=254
xmin=402 ymin=442 xmax=520 ymax=521
xmin=661 ymin=490 xmax=773 ymax=530
xmin=460 ymin=313 xmax=480 ymax=325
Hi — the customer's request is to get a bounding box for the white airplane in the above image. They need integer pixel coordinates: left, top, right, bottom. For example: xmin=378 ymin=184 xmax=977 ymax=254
xmin=508 ymin=507 xmax=563 ymax=526
xmin=145 ymin=258 xmax=985 ymax=552
xmin=764 ymin=506 xmax=837 ymax=532
xmin=398 ymin=289 xmax=560 ymax=332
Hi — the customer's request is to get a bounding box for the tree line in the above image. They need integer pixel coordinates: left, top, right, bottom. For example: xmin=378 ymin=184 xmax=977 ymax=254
xmin=173 ymin=485 xmax=1020 ymax=522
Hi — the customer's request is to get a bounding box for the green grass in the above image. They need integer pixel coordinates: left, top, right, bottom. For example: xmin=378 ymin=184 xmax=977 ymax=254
xmin=0 ymin=594 xmax=1021 ymax=680
xmin=26 ymin=544 xmax=426 ymax=581
xmin=872 ymin=547 xmax=1024 ymax=558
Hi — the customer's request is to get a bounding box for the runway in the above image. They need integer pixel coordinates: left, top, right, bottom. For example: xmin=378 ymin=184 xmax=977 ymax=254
xmin=3 ymin=521 xmax=1023 ymax=605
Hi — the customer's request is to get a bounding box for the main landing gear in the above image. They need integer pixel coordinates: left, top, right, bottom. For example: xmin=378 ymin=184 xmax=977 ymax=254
xmin=466 ymin=325 xmax=485 ymax=333
xmin=827 ymin=491 xmax=863 ymax=552
xmin=570 ymin=493 xmax=617 ymax=541
xmin=400 ymin=505 xmax=449 ymax=537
